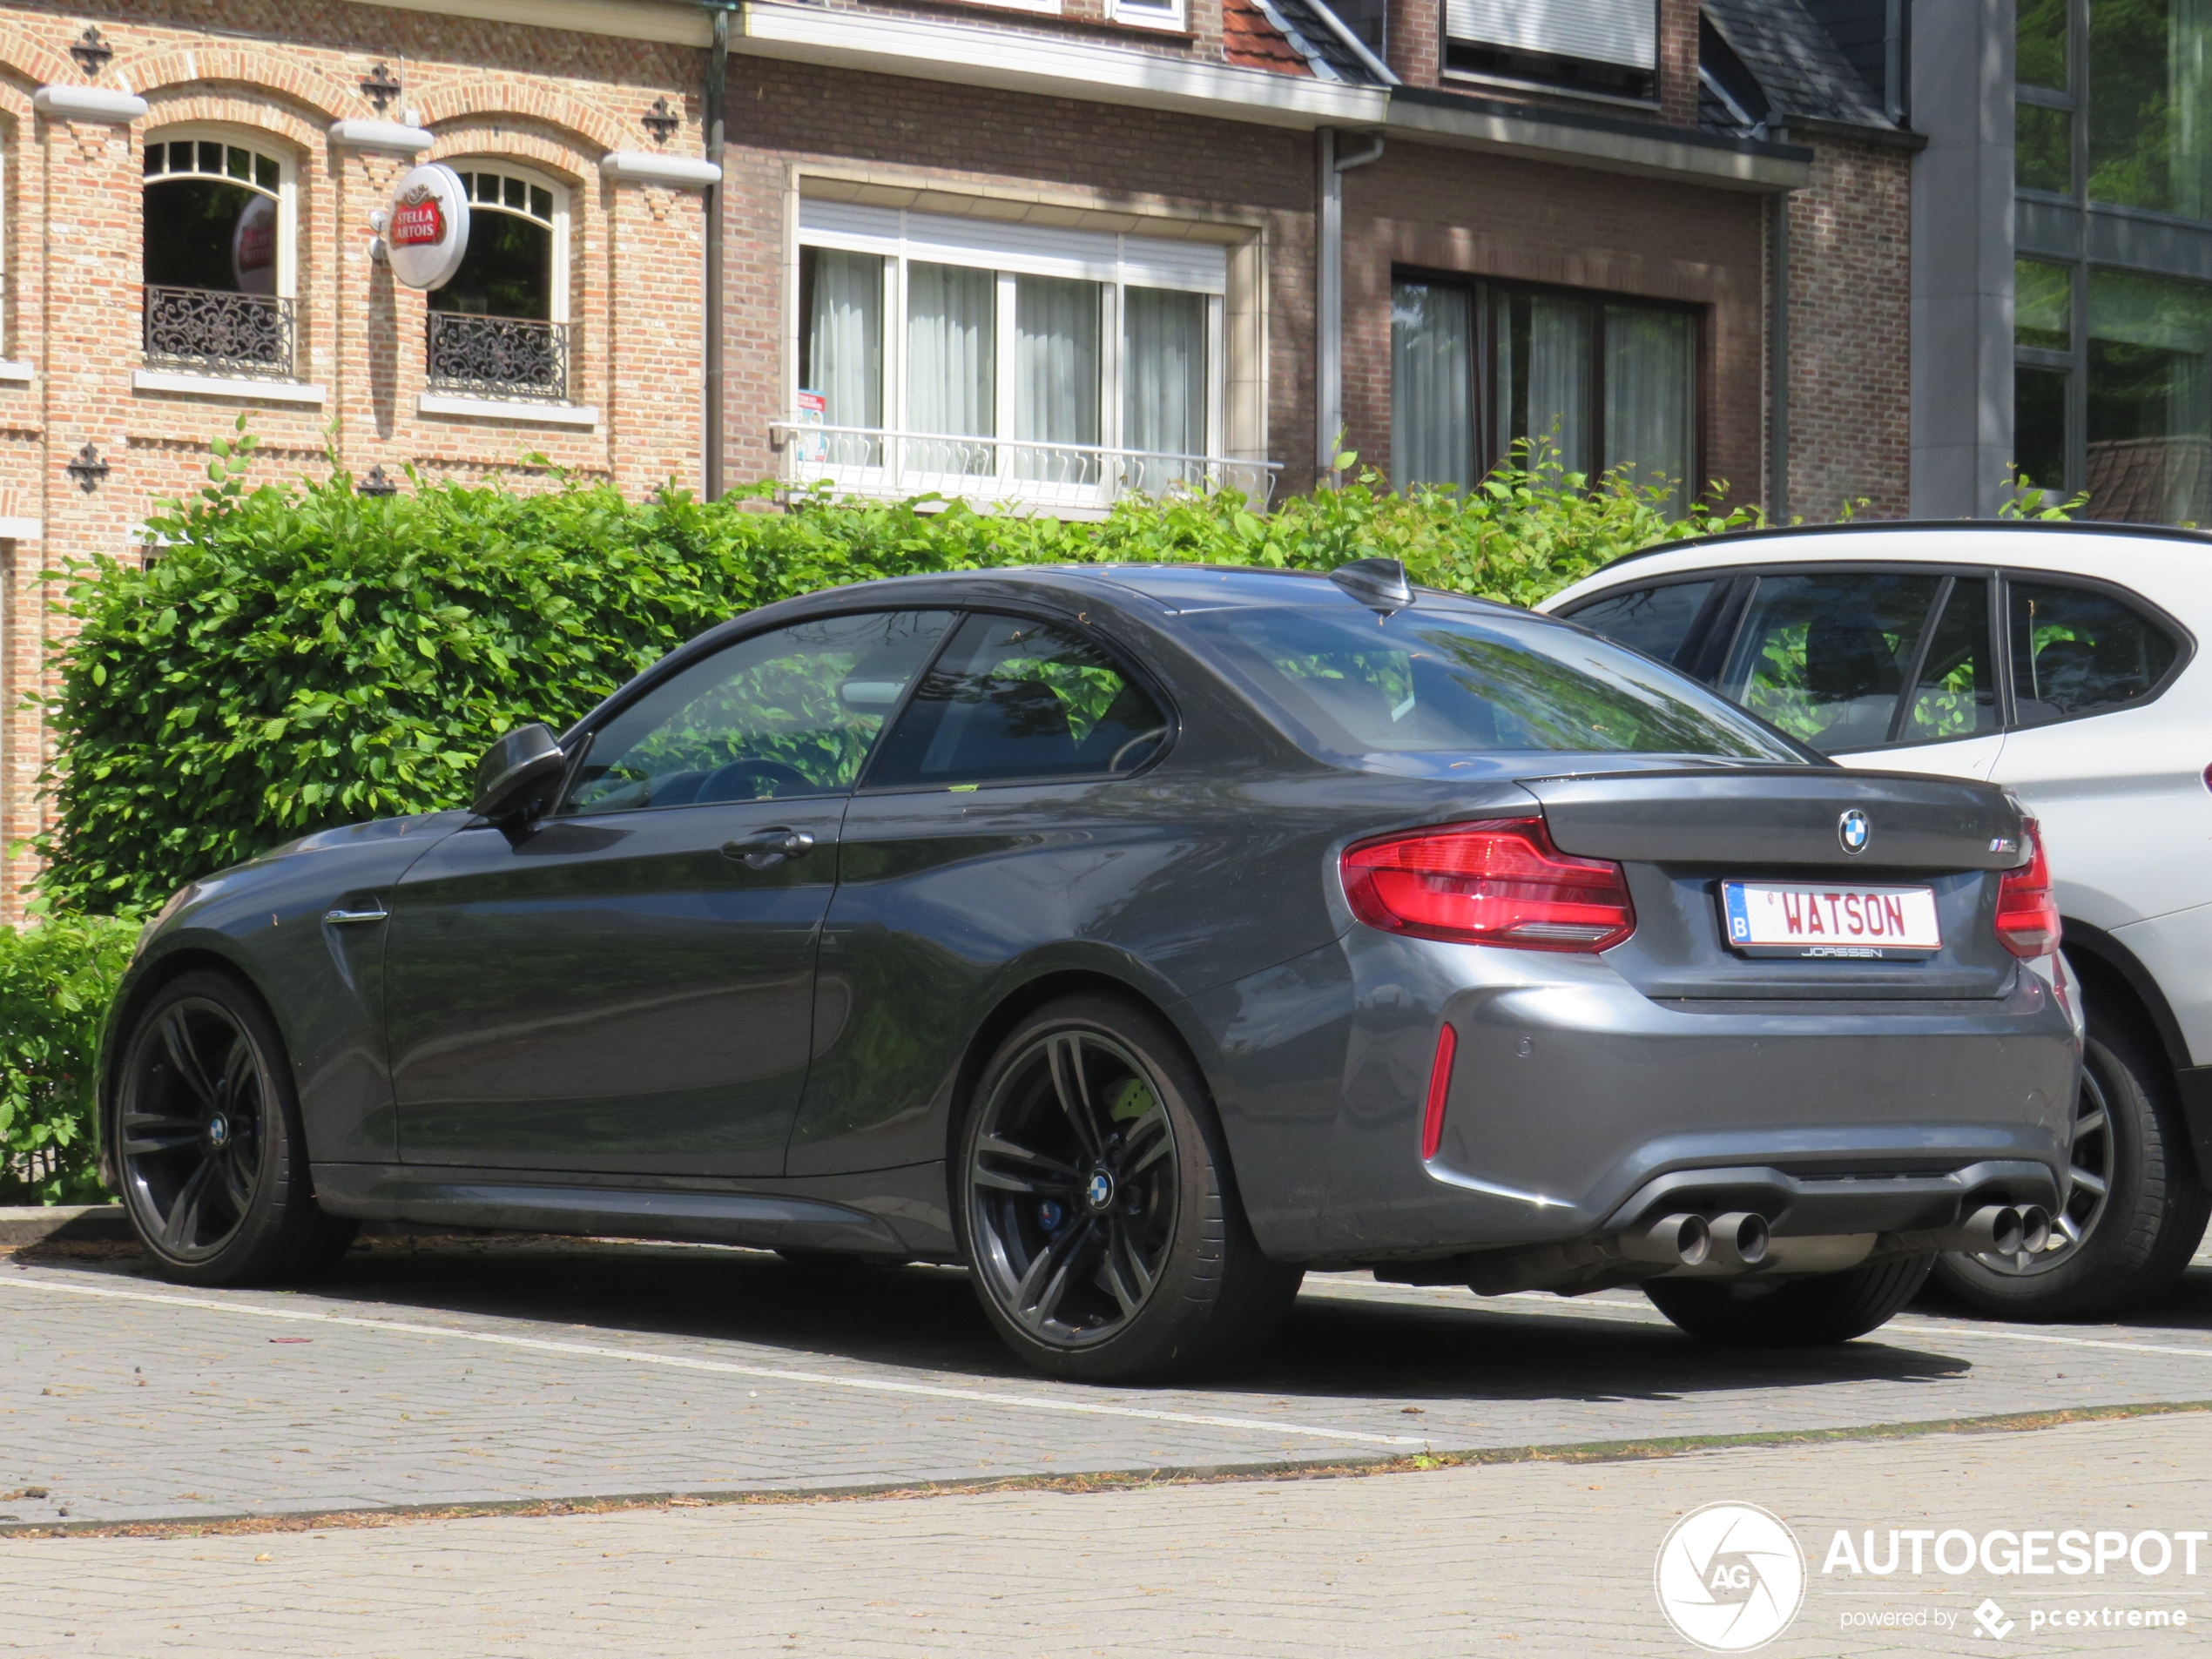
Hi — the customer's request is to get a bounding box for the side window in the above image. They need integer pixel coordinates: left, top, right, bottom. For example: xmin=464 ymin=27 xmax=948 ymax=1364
xmin=866 ymin=614 xmax=1168 ymax=788
xmin=1902 ymin=578 xmax=1999 ymax=743
xmin=563 ymin=611 xmax=955 ymax=815
xmin=2009 ymin=580 xmax=2182 ymax=727
xmin=1718 ymin=573 xmax=1946 ymax=755
xmin=1562 ymin=580 xmax=1720 ymax=670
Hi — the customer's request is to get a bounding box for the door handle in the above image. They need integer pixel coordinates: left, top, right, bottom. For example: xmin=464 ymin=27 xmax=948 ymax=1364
xmin=721 ymin=828 xmax=816 ymax=867
xmin=323 ymin=903 xmax=388 ymax=925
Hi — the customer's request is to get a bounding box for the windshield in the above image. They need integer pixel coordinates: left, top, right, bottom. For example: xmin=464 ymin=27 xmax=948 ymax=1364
xmin=1181 ymin=604 xmax=1808 ymax=762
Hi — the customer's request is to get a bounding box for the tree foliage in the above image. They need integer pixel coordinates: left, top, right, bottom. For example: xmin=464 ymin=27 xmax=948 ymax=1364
xmin=0 ymin=914 xmax=138 ymax=1204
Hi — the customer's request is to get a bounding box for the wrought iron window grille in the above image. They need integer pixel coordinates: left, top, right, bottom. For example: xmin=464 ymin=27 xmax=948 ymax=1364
xmin=143 ymin=287 xmax=296 ymax=379
xmin=425 ymin=313 xmax=571 ymax=402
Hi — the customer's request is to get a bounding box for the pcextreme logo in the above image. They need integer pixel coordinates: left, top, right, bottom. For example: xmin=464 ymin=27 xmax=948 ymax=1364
xmin=1654 ymin=1501 xmax=1808 ymax=1652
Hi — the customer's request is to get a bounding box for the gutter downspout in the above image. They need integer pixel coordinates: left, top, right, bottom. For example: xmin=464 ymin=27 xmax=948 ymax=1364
xmin=1317 ymin=127 xmax=1385 ymax=487
xmin=704 ymin=5 xmax=730 ymax=501
xmin=1766 ymin=138 xmax=1790 ymax=523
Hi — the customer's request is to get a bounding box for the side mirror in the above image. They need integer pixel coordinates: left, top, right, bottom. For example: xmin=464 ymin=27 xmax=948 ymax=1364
xmin=471 ymin=723 xmax=565 ymax=821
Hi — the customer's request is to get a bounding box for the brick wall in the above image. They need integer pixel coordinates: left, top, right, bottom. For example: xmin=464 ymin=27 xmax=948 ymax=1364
xmin=1784 ymin=134 xmax=1912 ymax=523
xmin=1340 ymin=138 xmax=1769 ymax=504
xmin=0 ymin=0 xmax=716 ymax=918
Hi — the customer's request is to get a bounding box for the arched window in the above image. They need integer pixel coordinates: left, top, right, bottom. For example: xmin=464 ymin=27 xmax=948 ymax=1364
xmin=426 ymin=165 xmax=570 ymax=401
xmin=142 ymin=133 xmax=294 ymax=379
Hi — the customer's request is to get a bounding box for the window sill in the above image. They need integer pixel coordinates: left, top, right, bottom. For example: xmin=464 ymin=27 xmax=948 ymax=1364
xmin=134 ymin=369 xmax=325 ymax=404
xmin=1440 ymin=68 xmax=1662 ymax=114
xmin=0 ymin=361 xmax=32 ymax=385
xmin=418 ymin=393 xmax=599 ymax=428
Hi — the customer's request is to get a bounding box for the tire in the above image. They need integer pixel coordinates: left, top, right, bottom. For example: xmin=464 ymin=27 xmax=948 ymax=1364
xmin=113 ymin=969 xmax=356 ymax=1287
xmin=1645 ymin=1256 xmax=1934 ymax=1347
xmin=1931 ymin=1016 xmax=2209 ymax=1320
xmin=955 ymin=994 xmax=1303 ymax=1383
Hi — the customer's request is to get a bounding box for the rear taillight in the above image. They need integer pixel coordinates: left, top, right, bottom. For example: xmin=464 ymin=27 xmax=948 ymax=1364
xmin=1342 ymin=818 xmax=1636 ymax=952
xmin=1995 ymin=819 xmax=2061 ymax=960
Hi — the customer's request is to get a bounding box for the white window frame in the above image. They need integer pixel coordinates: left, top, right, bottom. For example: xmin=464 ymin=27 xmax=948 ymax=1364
xmin=447 ymin=161 xmax=571 ymax=326
xmin=794 ymin=202 xmax=1227 ymax=509
xmin=143 ymin=125 xmax=299 ymax=301
xmin=1109 ymin=0 xmax=1187 ymax=30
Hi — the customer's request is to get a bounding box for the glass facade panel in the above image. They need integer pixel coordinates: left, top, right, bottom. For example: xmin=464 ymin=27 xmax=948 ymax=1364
xmin=2015 ymin=365 xmax=2070 ymax=494
xmin=2016 ymin=103 xmax=2074 ymax=194
xmin=2016 ymin=259 xmax=2074 ymax=350
xmin=2019 ymin=0 xmax=2071 ymax=88
xmin=2087 ymin=267 xmax=2212 ymax=523
xmin=2087 ymin=0 xmax=2212 ymax=219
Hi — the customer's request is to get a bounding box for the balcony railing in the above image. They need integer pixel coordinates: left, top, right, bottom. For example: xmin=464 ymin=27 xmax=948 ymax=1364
xmin=772 ymin=421 xmax=1281 ymax=512
xmin=426 ymin=313 xmax=570 ymax=402
xmin=142 ymin=286 xmax=295 ymax=379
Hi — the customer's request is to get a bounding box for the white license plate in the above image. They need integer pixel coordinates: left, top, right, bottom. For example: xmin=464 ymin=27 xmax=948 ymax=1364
xmin=1719 ymin=881 xmax=1942 ymax=959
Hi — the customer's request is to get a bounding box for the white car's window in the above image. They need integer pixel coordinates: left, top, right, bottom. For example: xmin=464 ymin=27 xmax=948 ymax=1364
xmin=2009 ymin=579 xmax=2180 ymax=726
xmin=1901 ymin=578 xmax=1999 ymax=743
xmin=1718 ymin=573 xmax=1945 ymax=754
xmin=563 ymin=610 xmax=956 ymax=814
xmin=1561 ymin=579 xmax=1720 ymax=669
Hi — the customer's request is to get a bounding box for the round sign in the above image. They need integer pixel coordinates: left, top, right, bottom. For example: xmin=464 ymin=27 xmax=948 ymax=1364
xmin=1653 ymin=1501 xmax=1805 ymax=1652
xmin=384 ymin=163 xmax=469 ymax=292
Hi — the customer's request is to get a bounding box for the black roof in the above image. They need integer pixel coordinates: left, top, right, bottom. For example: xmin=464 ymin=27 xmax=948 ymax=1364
xmin=1701 ymin=0 xmax=1893 ymax=133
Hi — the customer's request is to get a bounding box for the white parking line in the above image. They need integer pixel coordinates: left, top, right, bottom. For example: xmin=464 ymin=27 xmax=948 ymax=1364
xmin=0 ymin=1271 xmax=1429 ymax=1450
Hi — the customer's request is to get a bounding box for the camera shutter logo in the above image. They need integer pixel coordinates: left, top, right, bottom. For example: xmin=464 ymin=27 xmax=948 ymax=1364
xmin=1654 ymin=1501 xmax=1806 ymax=1652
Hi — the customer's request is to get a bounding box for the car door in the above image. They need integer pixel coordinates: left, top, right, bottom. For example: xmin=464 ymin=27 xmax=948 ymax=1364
xmin=1985 ymin=573 xmax=2205 ymax=931
xmin=786 ymin=610 xmax=1176 ymax=1177
xmin=383 ymin=609 xmax=954 ymax=1177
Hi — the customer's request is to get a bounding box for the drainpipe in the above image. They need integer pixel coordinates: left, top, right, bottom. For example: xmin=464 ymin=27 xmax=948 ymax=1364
xmin=703 ymin=5 xmax=730 ymax=501
xmin=1766 ymin=167 xmax=1790 ymax=523
xmin=1316 ymin=127 xmax=1385 ymax=487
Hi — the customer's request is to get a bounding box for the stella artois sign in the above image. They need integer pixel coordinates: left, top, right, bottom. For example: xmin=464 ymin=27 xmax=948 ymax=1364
xmin=389 ymin=185 xmax=444 ymax=248
xmin=382 ymin=163 xmax=469 ymax=291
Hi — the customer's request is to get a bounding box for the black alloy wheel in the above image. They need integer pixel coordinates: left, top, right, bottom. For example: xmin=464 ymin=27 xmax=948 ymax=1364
xmin=117 ymin=970 xmax=355 ymax=1285
xmin=1931 ymin=1016 xmax=2210 ymax=1319
xmin=959 ymin=995 xmax=1301 ymax=1381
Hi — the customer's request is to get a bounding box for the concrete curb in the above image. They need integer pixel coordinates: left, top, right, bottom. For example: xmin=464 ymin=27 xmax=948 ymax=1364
xmin=0 ymin=1204 xmax=131 ymax=1246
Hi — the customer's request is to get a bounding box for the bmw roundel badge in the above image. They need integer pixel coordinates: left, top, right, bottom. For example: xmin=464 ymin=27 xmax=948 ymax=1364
xmin=1838 ymin=809 xmax=1871 ymax=854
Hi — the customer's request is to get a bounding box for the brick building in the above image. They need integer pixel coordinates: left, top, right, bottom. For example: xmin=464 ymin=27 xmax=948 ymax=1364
xmin=0 ymin=0 xmax=1922 ymax=914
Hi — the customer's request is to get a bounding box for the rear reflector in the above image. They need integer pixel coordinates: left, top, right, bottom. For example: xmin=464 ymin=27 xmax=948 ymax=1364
xmin=1995 ymin=819 xmax=2062 ymax=960
xmin=1342 ymin=817 xmax=1636 ymax=952
xmin=1422 ymin=1022 xmax=1458 ymax=1161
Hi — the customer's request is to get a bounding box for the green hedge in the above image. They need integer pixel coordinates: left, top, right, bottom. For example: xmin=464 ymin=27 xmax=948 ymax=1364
xmin=37 ymin=424 xmax=1757 ymax=915
xmin=0 ymin=914 xmax=138 ymax=1204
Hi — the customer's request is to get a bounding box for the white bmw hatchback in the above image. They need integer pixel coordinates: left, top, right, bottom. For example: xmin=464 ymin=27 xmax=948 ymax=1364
xmin=1544 ymin=522 xmax=2212 ymax=1318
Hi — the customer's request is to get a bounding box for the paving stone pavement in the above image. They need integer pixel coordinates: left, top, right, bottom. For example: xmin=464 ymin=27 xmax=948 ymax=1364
xmin=10 ymin=1241 xmax=2212 ymax=1527
xmin=6 ymin=1411 xmax=2212 ymax=1657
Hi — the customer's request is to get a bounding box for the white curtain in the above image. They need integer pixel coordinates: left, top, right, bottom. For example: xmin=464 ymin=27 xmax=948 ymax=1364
xmin=1123 ymin=287 xmax=1207 ymax=493
xmin=1015 ymin=275 xmax=1102 ymax=483
xmin=1602 ymin=304 xmax=1695 ymax=516
xmin=1391 ymin=282 xmax=1474 ymax=493
xmin=805 ymin=249 xmax=883 ymax=467
xmin=907 ymin=261 xmax=995 ymax=475
xmin=1496 ymin=291 xmax=1589 ymax=476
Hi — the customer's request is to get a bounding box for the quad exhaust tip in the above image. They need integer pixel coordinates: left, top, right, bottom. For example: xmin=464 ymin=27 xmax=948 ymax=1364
xmin=1621 ymin=1212 xmax=1710 ymax=1267
xmin=1708 ymin=1211 xmax=1770 ymax=1268
xmin=1952 ymin=1203 xmax=2055 ymax=1256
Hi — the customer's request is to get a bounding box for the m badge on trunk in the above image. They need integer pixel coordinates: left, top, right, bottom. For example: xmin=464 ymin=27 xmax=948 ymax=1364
xmin=1838 ymin=809 xmax=1871 ymax=854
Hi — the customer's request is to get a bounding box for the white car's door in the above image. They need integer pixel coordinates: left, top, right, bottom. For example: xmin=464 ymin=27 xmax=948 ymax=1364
xmin=1976 ymin=574 xmax=2212 ymax=934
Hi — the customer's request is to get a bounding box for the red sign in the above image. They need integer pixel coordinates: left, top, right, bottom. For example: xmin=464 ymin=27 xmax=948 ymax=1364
xmin=389 ymin=187 xmax=447 ymax=249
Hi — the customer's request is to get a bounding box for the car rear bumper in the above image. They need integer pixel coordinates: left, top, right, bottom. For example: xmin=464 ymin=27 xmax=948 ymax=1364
xmin=1186 ymin=929 xmax=2080 ymax=1264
